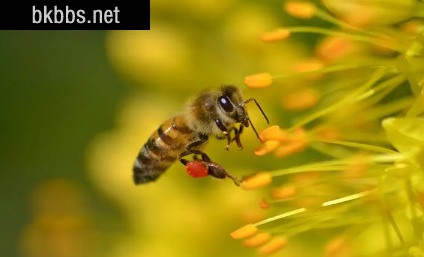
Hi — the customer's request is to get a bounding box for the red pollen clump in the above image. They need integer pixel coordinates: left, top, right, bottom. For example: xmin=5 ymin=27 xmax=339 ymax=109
xmin=185 ymin=161 xmax=209 ymax=178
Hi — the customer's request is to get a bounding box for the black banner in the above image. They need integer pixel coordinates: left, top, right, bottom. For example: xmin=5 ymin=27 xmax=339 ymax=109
xmin=2 ymin=1 xmax=150 ymax=29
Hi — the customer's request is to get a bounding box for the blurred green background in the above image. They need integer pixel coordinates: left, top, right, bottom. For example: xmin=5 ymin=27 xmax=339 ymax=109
xmin=0 ymin=30 xmax=127 ymax=257
xmin=0 ymin=2 xmax=325 ymax=257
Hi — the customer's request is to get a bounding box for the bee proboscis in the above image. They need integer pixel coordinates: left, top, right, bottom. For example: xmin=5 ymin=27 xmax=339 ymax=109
xmin=132 ymin=85 xmax=269 ymax=185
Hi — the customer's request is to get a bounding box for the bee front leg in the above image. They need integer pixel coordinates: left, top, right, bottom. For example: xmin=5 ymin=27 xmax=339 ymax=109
xmin=215 ymin=119 xmax=232 ymax=151
xmin=225 ymin=133 xmax=231 ymax=152
xmin=215 ymin=119 xmax=228 ymax=134
xmin=231 ymin=126 xmax=244 ymax=150
xmin=224 ymin=126 xmax=244 ymax=151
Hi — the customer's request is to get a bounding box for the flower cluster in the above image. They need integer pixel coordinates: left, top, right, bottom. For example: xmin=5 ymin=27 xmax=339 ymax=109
xmin=231 ymin=0 xmax=424 ymax=256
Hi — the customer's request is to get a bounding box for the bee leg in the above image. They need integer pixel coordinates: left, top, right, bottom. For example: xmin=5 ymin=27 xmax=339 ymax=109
xmin=190 ymin=150 xmax=212 ymax=162
xmin=215 ymin=119 xmax=229 ymax=135
xmin=178 ymin=136 xmax=211 ymax=165
xmin=180 ymin=159 xmax=190 ymax=165
xmin=225 ymin=126 xmax=243 ymax=151
xmin=215 ymin=119 xmax=243 ymax=152
xmin=205 ymin=162 xmax=240 ymax=187
xmin=225 ymin=127 xmax=236 ymax=151
xmin=230 ymin=126 xmax=243 ymax=150
xmin=226 ymin=173 xmax=241 ymax=187
xmin=225 ymin=132 xmax=232 ymax=152
xmin=179 ymin=149 xmax=211 ymax=165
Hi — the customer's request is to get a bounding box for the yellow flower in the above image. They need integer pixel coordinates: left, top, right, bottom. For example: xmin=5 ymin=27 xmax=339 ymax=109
xmin=244 ymin=72 xmax=273 ymax=88
xmin=284 ymin=1 xmax=317 ymax=19
xmin=271 ymin=184 xmax=297 ymax=200
xmin=241 ymin=172 xmax=273 ymax=190
xmin=257 ymin=236 xmax=288 ymax=256
xmin=259 ymin=125 xmax=288 ymax=142
xmin=243 ymin=233 xmax=271 ymax=247
xmin=230 ymin=224 xmax=258 ymax=239
xmin=260 ymin=29 xmax=291 ymax=42
xmin=282 ymin=87 xmax=320 ymax=110
xmin=254 ymin=140 xmax=280 ymax=156
xmin=293 ymin=58 xmax=325 ymax=79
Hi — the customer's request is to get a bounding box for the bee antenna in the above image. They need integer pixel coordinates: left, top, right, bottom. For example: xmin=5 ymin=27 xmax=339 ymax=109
xmin=247 ymin=117 xmax=263 ymax=143
xmin=244 ymin=98 xmax=269 ymax=124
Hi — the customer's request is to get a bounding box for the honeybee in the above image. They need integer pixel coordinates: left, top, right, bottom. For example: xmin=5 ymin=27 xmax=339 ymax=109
xmin=133 ymin=85 xmax=269 ymax=185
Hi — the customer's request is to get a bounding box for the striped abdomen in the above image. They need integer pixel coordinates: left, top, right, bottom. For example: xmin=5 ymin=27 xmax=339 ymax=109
xmin=133 ymin=116 xmax=195 ymax=184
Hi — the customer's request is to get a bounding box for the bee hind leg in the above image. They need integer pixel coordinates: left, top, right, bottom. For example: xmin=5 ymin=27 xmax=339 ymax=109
xmin=180 ymin=158 xmax=190 ymax=166
xmin=205 ymin=162 xmax=241 ymax=187
xmin=178 ymin=136 xmax=211 ymax=165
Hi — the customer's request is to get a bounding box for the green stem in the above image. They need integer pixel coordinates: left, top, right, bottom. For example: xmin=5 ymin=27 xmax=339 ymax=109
xmin=254 ymin=207 xmax=307 ymax=226
xmin=335 ymin=131 xmax=388 ymax=143
xmin=378 ymin=177 xmax=404 ymax=246
xmin=309 ymin=142 xmax=353 ymax=158
xmin=271 ymin=153 xmax=404 ymax=177
xmin=405 ymin=179 xmax=423 ymax=237
xmin=272 ymin=165 xmax=348 ymax=176
xmin=359 ymin=97 xmax=414 ymax=124
xmin=310 ymin=139 xmax=398 ymax=154
xmin=273 ymin=59 xmax=394 ymax=80
xmin=387 ymin=212 xmax=405 ymax=245
xmin=255 ymin=190 xmax=377 ymax=227
xmin=289 ymin=68 xmax=386 ymax=131
xmin=355 ymin=75 xmax=405 ymax=102
xmin=291 ymin=73 xmax=405 ymax=131
xmin=406 ymin=93 xmax=424 ymax=118
xmin=314 ymin=9 xmax=388 ymax=39
xmin=286 ymin=27 xmax=401 ymax=51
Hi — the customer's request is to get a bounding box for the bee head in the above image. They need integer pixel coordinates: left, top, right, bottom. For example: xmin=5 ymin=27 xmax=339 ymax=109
xmin=218 ymin=85 xmax=269 ymax=142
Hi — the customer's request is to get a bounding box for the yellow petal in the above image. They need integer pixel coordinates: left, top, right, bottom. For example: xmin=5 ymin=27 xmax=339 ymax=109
xmin=284 ymin=1 xmax=317 ymax=19
xmin=241 ymin=172 xmax=273 ymax=190
xmin=260 ymin=29 xmax=291 ymax=42
xmin=243 ymin=233 xmax=271 ymax=247
xmin=254 ymin=140 xmax=280 ymax=156
xmin=293 ymin=58 xmax=325 ymax=80
xmin=274 ymin=141 xmax=307 ymax=158
xmin=258 ymin=236 xmax=288 ymax=256
xmin=271 ymin=184 xmax=296 ymax=200
xmin=230 ymin=224 xmax=258 ymax=239
xmin=259 ymin=125 xmax=288 ymax=142
xmin=282 ymin=88 xmax=320 ymax=110
xmin=244 ymin=73 xmax=273 ymax=88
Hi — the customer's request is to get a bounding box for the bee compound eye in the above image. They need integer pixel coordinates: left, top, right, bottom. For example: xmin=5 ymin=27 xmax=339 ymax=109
xmin=218 ymin=96 xmax=234 ymax=112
